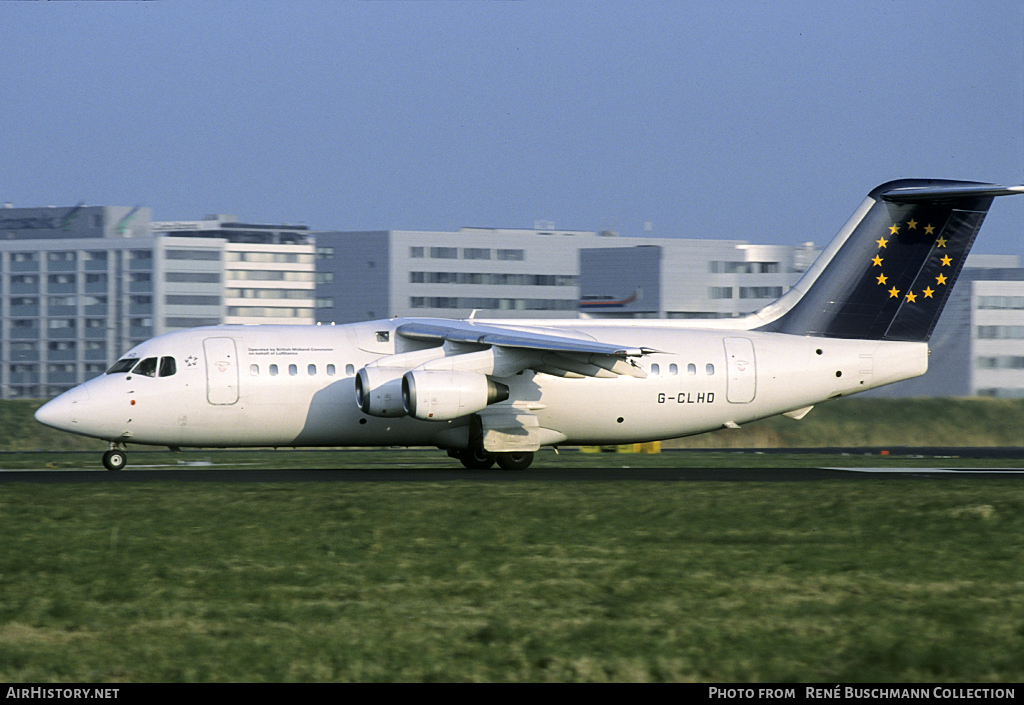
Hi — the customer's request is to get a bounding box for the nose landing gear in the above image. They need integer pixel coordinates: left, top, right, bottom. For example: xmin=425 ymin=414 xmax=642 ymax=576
xmin=102 ymin=444 xmax=127 ymax=471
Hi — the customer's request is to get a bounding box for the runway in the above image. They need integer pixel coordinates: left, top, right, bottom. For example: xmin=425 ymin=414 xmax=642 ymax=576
xmin=2 ymin=466 xmax=1024 ymax=483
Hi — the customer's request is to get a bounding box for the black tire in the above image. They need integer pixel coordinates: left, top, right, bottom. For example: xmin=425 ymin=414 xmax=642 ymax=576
xmin=495 ymin=451 xmax=534 ymax=471
xmin=456 ymin=449 xmax=496 ymax=470
xmin=102 ymin=449 xmax=127 ymax=471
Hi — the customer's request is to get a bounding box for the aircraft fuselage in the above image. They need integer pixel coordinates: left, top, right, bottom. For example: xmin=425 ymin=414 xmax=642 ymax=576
xmin=37 ymin=319 xmax=927 ymax=451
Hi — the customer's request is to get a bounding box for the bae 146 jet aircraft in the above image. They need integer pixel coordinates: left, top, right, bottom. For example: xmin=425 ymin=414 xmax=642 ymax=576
xmin=35 ymin=179 xmax=1024 ymax=470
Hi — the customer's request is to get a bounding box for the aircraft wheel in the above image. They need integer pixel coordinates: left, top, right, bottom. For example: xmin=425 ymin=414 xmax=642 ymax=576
xmin=102 ymin=449 xmax=127 ymax=472
xmin=495 ymin=452 xmax=534 ymax=471
xmin=456 ymin=450 xmax=496 ymax=470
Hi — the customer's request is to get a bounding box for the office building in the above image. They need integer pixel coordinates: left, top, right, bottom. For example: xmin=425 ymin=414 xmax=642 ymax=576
xmin=1 ymin=204 xmax=314 ymax=399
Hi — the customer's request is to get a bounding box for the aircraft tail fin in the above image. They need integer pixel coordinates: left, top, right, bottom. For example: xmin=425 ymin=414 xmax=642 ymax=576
xmin=755 ymin=179 xmax=1024 ymax=342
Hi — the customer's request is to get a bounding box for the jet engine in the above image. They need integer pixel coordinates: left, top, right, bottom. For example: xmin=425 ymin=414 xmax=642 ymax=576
xmin=402 ymin=369 xmax=510 ymax=421
xmin=354 ymin=367 xmax=408 ymax=417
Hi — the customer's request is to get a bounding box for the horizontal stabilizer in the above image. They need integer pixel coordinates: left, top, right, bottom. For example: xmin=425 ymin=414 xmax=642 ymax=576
xmin=880 ymin=183 xmax=1024 ymax=203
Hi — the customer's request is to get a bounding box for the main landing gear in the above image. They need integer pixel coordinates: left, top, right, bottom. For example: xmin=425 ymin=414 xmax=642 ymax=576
xmin=449 ymin=415 xmax=534 ymax=470
xmin=102 ymin=443 xmax=127 ymax=471
xmin=448 ymin=449 xmax=534 ymax=471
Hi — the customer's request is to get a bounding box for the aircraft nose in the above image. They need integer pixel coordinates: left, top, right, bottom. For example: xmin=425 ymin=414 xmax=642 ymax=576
xmin=35 ymin=387 xmax=90 ymax=432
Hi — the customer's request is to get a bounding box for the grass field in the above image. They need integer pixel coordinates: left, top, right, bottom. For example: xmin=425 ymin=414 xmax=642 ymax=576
xmin=3 ymin=398 xmax=1024 ymax=682
xmin=1 ymin=475 xmax=1022 ymax=682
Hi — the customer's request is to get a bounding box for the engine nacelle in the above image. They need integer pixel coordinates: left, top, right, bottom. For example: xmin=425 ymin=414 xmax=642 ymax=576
xmin=354 ymin=367 xmax=408 ymax=417
xmin=402 ymin=369 xmax=510 ymax=421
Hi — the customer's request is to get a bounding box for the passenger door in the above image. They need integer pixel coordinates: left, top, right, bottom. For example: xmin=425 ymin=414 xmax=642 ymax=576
xmin=723 ymin=337 xmax=756 ymax=404
xmin=203 ymin=337 xmax=239 ymax=405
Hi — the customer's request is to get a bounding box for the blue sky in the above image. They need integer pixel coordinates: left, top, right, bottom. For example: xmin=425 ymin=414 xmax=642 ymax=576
xmin=2 ymin=1 xmax=1022 ymax=254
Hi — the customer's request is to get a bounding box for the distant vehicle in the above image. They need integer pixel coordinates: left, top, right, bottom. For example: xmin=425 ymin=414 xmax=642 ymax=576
xmin=35 ymin=180 xmax=1024 ymax=471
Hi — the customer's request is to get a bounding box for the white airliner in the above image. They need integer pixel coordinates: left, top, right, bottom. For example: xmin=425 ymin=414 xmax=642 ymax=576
xmin=35 ymin=180 xmax=1024 ymax=470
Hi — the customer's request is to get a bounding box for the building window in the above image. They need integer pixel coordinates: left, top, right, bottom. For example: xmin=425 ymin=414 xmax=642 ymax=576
xmin=463 ymin=248 xmax=491 ymax=260
xmin=165 ymin=295 xmax=220 ymax=306
xmin=710 ymin=261 xmax=780 ymax=274
xmin=978 ymin=326 xmax=1024 ymax=339
xmin=166 ymin=272 xmax=220 ymax=283
xmin=430 ymin=247 xmax=458 ymax=259
xmin=410 ymin=246 xmax=424 ymax=258
xmin=709 ymin=287 xmax=733 ymax=299
xmin=497 ymin=249 xmax=525 ymax=261
xmin=166 ymin=249 xmax=220 ymax=261
xmin=739 ymin=286 xmax=783 ymax=299
xmin=977 ymin=296 xmax=1024 ymax=310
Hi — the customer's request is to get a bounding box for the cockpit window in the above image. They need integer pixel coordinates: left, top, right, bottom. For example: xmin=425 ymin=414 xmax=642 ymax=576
xmin=107 ymin=358 xmax=138 ymax=374
xmin=107 ymin=356 xmax=177 ymax=377
xmin=132 ymin=357 xmax=158 ymax=378
xmin=159 ymin=357 xmax=177 ymax=377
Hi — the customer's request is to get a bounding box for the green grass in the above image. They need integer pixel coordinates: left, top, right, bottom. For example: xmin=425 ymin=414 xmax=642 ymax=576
xmin=0 ymin=479 xmax=1022 ymax=682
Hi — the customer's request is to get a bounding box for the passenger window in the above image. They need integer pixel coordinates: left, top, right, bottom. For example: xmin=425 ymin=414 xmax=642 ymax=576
xmin=706 ymin=363 xmax=715 ymax=375
xmin=270 ymin=364 xmax=279 ymax=376
xmin=345 ymin=364 xmax=355 ymax=376
xmin=289 ymin=364 xmax=297 ymax=376
xmin=159 ymin=357 xmax=176 ymax=377
xmin=250 ymin=364 xmax=260 ymax=376
xmin=669 ymin=363 xmax=678 ymax=375
xmin=651 ymin=363 xmax=660 ymax=375
xmin=688 ymin=363 xmax=697 ymax=375
xmin=308 ymin=364 xmax=316 ymax=376
xmin=327 ymin=364 xmax=336 ymax=376
xmin=133 ymin=357 xmax=158 ymax=377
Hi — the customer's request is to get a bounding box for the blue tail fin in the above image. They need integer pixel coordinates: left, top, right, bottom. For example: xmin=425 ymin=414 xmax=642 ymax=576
xmin=756 ymin=179 xmax=1024 ymax=342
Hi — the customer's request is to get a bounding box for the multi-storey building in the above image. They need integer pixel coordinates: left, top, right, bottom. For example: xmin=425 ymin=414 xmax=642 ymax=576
xmin=1 ymin=205 xmax=314 ymax=399
xmin=313 ymin=228 xmax=819 ymax=323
